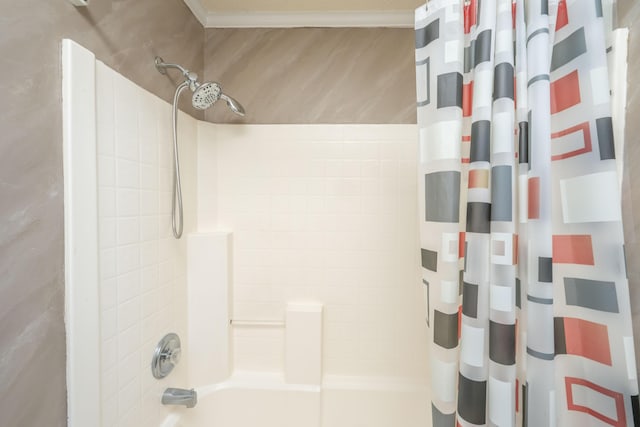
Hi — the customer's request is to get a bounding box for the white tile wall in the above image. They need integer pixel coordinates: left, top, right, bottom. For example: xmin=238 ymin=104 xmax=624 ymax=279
xmin=197 ymin=124 xmax=430 ymax=380
xmin=93 ymin=65 xmax=429 ymax=424
xmin=96 ymin=62 xmax=197 ymax=427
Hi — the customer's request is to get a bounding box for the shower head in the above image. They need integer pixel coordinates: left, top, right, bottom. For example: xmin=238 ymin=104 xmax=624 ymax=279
xmin=192 ymin=82 xmax=222 ymax=110
xmin=155 ymin=56 xmax=246 ymax=116
xmin=221 ymin=94 xmax=246 ymax=117
xmin=191 ymin=82 xmax=246 ymax=116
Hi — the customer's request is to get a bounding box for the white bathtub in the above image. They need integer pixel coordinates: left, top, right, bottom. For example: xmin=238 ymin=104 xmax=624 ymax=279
xmin=160 ymin=372 xmax=430 ymax=427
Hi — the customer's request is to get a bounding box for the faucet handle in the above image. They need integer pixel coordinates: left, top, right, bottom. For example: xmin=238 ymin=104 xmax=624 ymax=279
xmin=161 ymin=347 xmax=181 ymax=365
xmin=152 ymin=333 xmax=182 ymax=379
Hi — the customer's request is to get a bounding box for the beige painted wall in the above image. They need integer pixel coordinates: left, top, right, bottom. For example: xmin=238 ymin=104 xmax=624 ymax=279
xmin=0 ymin=1 xmax=203 ymax=425
xmin=617 ymin=0 xmax=640 ymax=374
xmin=203 ymin=28 xmax=417 ymax=124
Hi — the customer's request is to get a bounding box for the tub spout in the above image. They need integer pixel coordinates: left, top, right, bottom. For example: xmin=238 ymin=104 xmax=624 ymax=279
xmin=161 ymin=387 xmax=197 ymax=408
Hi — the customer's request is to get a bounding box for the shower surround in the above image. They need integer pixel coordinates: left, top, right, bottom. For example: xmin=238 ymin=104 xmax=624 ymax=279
xmin=64 ymin=40 xmax=429 ymax=427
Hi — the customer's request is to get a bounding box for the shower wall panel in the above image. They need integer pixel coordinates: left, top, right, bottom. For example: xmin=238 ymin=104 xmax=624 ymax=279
xmin=95 ymin=62 xmax=197 ymax=427
xmin=197 ymin=124 xmax=429 ymax=380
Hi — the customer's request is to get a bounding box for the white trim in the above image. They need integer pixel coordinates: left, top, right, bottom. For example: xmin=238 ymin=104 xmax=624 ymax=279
xmin=182 ymin=0 xmax=209 ymax=26
xmin=182 ymin=1 xmax=415 ymax=28
xmin=62 ymin=39 xmax=101 ymax=427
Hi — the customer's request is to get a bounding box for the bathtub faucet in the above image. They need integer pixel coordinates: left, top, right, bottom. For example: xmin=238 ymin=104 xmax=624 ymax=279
xmin=161 ymin=387 xmax=197 ymax=408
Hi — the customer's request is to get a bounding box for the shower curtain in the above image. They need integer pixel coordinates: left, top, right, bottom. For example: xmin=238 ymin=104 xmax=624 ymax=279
xmin=415 ymin=0 xmax=638 ymax=425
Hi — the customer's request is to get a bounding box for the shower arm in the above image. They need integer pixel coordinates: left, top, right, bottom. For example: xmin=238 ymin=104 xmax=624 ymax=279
xmin=155 ymin=57 xmax=196 ymax=81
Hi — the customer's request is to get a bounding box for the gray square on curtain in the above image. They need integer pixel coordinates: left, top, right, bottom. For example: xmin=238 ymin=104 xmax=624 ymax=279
xmin=596 ymin=117 xmax=615 ymax=160
xmin=437 ymin=72 xmax=463 ymax=109
xmin=457 ymin=374 xmax=487 ymax=425
xmin=491 ymin=165 xmax=512 ymax=221
xmin=489 ymin=320 xmax=516 ymax=365
xmin=433 ymin=310 xmax=459 ymax=349
xmin=425 ymin=171 xmax=461 ymax=223
xmin=431 ymin=403 xmax=455 ymax=427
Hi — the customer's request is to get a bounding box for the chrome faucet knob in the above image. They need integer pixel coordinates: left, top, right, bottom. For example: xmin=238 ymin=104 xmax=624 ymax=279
xmin=152 ymin=333 xmax=182 ymax=379
xmin=162 ymin=347 xmax=181 ymax=365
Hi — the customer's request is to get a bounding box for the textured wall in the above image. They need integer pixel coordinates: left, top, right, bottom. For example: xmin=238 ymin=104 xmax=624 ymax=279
xmin=203 ymin=28 xmax=417 ymax=124
xmin=617 ymin=0 xmax=640 ymax=374
xmin=0 ymin=1 xmax=202 ymax=426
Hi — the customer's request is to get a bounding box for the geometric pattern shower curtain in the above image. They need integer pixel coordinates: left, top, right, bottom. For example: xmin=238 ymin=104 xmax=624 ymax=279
xmin=415 ymin=1 xmax=639 ymax=425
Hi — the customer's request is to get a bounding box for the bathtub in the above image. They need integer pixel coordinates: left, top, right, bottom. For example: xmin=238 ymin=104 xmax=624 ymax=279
xmin=160 ymin=372 xmax=430 ymax=427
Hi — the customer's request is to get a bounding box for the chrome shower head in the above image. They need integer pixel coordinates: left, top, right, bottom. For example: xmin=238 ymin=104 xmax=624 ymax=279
xmin=221 ymin=93 xmax=246 ymax=117
xmin=192 ymin=82 xmax=222 ymax=110
xmin=155 ymin=57 xmax=246 ymax=116
xmin=191 ymin=82 xmax=245 ymax=116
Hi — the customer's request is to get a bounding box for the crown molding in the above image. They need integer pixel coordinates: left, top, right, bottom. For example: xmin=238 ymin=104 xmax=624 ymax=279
xmin=183 ymin=0 xmax=414 ymax=28
xmin=183 ymin=0 xmax=209 ymax=26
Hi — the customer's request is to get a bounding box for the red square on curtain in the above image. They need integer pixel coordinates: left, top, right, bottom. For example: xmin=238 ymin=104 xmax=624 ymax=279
xmin=565 ymin=377 xmax=626 ymax=427
xmin=563 ymin=317 xmax=612 ymax=366
xmin=463 ymin=82 xmax=474 ymax=117
xmin=552 ymin=235 xmax=595 ymax=265
xmin=551 ymin=122 xmax=592 ymax=160
xmin=557 ymin=0 xmax=569 ymax=31
xmin=464 ymin=0 xmax=477 ymax=34
xmin=551 ymin=70 xmax=581 ymax=114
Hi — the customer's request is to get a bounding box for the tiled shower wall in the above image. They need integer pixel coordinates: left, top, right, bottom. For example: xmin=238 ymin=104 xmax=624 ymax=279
xmin=197 ymin=124 xmax=429 ymax=380
xmin=96 ymin=62 xmax=197 ymax=427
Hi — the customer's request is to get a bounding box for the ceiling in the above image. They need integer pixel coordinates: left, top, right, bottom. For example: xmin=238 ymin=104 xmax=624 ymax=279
xmin=184 ymin=0 xmax=424 ymax=27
